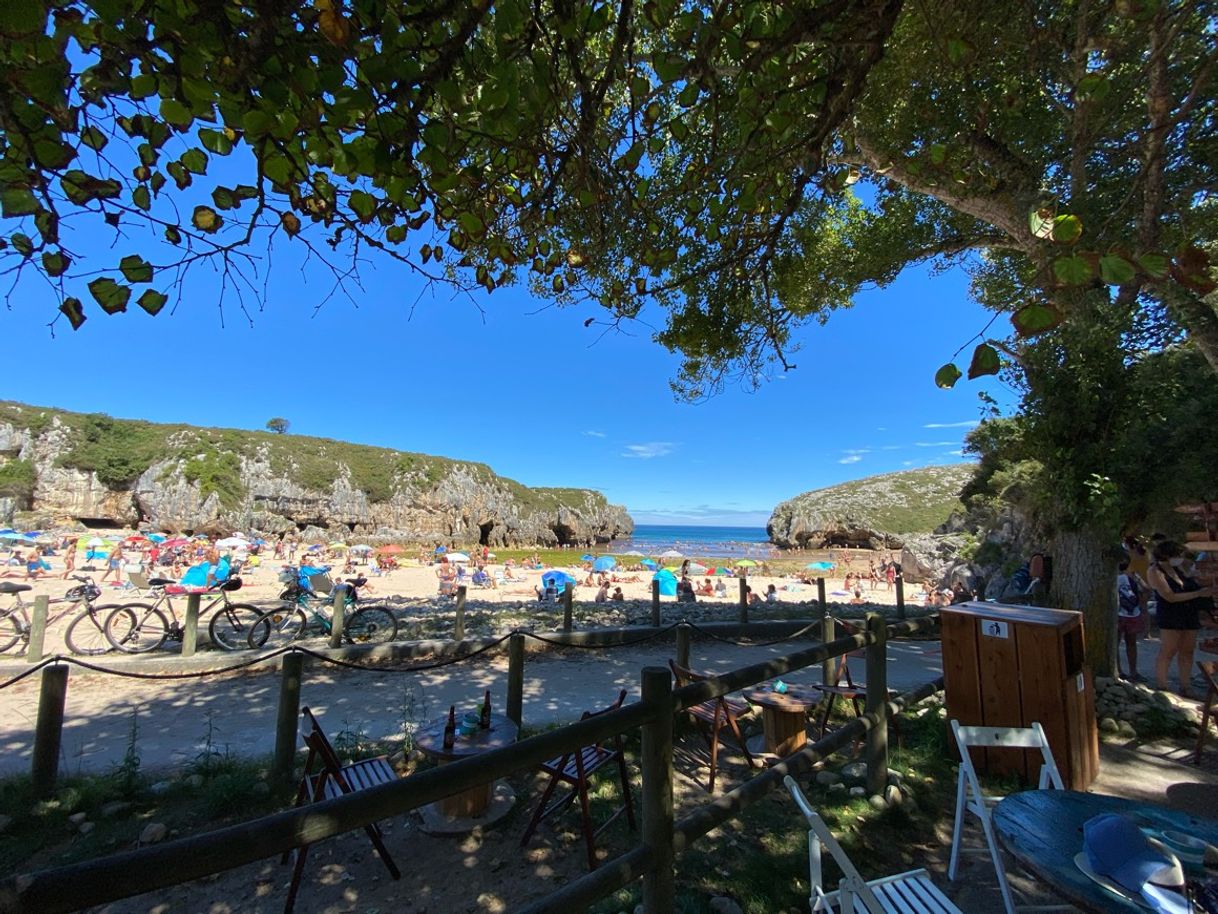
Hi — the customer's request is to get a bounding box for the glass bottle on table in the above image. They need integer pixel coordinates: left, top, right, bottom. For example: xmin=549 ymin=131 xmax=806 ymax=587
xmin=480 ymin=689 xmax=491 ymax=729
xmin=443 ymin=705 xmax=456 ymax=750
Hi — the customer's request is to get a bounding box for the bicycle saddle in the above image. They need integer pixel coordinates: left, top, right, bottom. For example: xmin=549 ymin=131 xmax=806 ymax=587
xmin=0 ymin=582 xmax=32 ymax=594
xmin=148 ymin=577 xmax=175 ymax=586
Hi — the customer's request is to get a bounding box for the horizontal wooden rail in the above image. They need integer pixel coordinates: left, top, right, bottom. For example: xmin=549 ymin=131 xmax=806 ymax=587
xmin=517 ymin=845 xmax=655 ymax=914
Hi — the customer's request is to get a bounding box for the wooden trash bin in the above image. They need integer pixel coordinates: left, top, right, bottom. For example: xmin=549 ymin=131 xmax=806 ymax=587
xmin=941 ymin=601 xmax=1099 ymax=790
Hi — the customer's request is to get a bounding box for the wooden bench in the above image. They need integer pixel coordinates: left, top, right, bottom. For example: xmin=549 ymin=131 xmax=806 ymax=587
xmin=282 ymin=707 xmax=401 ymax=914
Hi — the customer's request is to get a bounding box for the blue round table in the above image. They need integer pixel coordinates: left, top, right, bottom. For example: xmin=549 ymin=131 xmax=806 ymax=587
xmin=993 ymin=790 xmax=1218 ymax=913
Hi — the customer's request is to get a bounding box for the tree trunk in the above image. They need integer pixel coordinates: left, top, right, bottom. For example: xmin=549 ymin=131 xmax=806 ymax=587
xmin=1048 ymin=527 xmax=1117 ymax=677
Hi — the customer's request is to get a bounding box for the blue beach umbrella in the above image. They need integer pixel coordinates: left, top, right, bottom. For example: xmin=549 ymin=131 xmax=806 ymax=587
xmin=541 ymin=570 xmax=577 ymax=591
xmin=640 ymin=558 xmax=658 ymax=570
xmin=592 ymin=556 xmax=617 ymax=572
xmin=806 ymin=561 xmax=835 ymax=571
xmin=653 ymin=569 xmax=677 ymax=596
xmin=581 ymin=553 xmax=594 ymax=561
xmin=147 ymin=533 xmax=167 ymax=542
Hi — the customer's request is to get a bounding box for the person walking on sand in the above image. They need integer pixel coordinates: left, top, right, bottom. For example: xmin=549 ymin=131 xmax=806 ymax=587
xmin=101 ymin=543 xmax=124 ymax=584
xmin=61 ymin=538 xmax=77 ymax=578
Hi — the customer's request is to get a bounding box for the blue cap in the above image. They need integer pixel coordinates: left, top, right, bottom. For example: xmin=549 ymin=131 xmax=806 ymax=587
xmin=1084 ymin=814 xmax=1183 ymax=894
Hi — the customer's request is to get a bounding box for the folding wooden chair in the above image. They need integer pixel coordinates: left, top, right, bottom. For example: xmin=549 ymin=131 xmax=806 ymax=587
xmin=948 ymin=719 xmax=1064 ymax=914
xmin=282 ymin=707 xmax=401 ymax=914
xmin=786 ymin=775 xmax=965 ymax=913
xmin=520 ymin=689 xmax=636 ymax=869
xmin=669 ymin=659 xmax=757 ymax=792
xmin=1195 ymin=661 xmax=1218 ymax=765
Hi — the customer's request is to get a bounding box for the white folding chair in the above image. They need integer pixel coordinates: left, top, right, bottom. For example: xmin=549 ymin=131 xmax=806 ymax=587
xmin=785 ymin=775 xmax=964 ymax=914
xmin=948 ymin=720 xmax=1064 ymax=914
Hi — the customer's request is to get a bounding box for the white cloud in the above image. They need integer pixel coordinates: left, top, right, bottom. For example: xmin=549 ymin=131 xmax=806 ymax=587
xmin=914 ymin=441 xmax=957 ymax=447
xmin=944 ymin=450 xmax=965 ymax=457
xmin=902 ymin=460 xmax=915 ymax=466
xmin=879 ymin=444 xmax=903 ymax=451
xmin=622 ymin=442 xmax=675 ymax=459
xmin=583 ymin=430 xmax=606 ymax=438
xmin=839 ymin=455 xmax=863 ymax=464
xmin=923 ymin=420 xmax=980 ymax=429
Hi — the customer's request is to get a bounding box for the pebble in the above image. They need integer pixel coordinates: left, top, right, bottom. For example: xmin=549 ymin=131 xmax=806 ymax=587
xmin=79 ymin=821 xmax=95 ymax=835
xmin=815 ymin=770 xmax=842 ymax=786
xmin=184 ymin=774 xmax=204 ymax=789
xmin=68 ymin=812 xmax=88 ymax=826
xmin=140 ymin=822 xmax=168 ymax=844
xmin=868 ymin=795 xmax=887 ymax=811
xmin=100 ymin=800 xmax=132 ymax=818
xmin=849 ymin=786 xmax=866 ymax=798
xmin=839 ymin=762 xmax=867 ymax=783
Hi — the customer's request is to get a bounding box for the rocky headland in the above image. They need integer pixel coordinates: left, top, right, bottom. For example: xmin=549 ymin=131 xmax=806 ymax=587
xmin=0 ymin=402 xmax=632 ymax=546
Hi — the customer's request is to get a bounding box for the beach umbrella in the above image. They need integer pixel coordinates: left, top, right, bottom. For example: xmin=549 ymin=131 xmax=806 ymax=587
xmin=541 ymin=570 xmax=577 ymax=591
xmin=581 ymin=553 xmax=594 ymax=561
xmin=216 ymin=537 xmax=246 ymax=549
xmin=307 ymin=544 xmax=323 ymax=552
xmin=162 ymin=537 xmax=190 ymax=548
xmin=621 ymin=549 xmax=644 ymax=557
xmin=736 ymin=559 xmax=758 ymax=567
xmin=434 ymin=545 xmax=447 ymax=554
xmin=640 ymin=558 xmax=658 ymax=569
xmin=0 ymin=532 xmax=28 ymax=541
xmin=147 ymin=533 xmax=167 ymax=542
xmin=448 ymin=552 xmax=471 ymax=562
xmin=653 ymin=569 xmax=678 ymax=596
xmin=688 ymin=562 xmax=709 ymax=574
xmin=806 ymin=561 xmax=835 ymax=571
xmin=86 ymin=536 xmax=106 ymax=547
xmin=350 ymin=544 xmax=373 ymax=552
xmin=592 ymin=556 xmax=617 ymax=572
xmin=660 ymin=549 xmax=684 ymax=559
xmin=329 ymin=541 xmax=347 ymax=549
xmin=376 ymin=544 xmax=404 ymax=554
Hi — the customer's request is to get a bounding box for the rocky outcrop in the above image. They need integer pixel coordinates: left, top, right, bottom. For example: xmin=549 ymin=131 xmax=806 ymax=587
xmin=768 ymin=465 xmax=974 ymax=550
xmin=0 ymin=403 xmax=632 ymax=546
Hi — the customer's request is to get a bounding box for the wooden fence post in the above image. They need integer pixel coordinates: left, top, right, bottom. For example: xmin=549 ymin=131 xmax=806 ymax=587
xmin=26 ymin=594 xmax=49 ymax=663
xmin=676 ymin=622 xmax=691 ymax=671
xmin=562 ymin=583 xmax=573 ymax=632
xmin=864 ymin=612 xmax=889 ymax=797
xmin=31 ymin=664 xmax=68 ymax=796
xmin=816 ymin=577 xmax=827 ymax=611
xmin=738 ymin=576 xmax=748 ymax=623
xmin=895 ymin=573 xmax=906 ymax=620
xmin=454 ymin=586 xmax=467 ymax=641
xmin=821 ymin=614 xmax=836 ymax=687
xmin=650 ymin=580 xmax=661 ymax=627
xmin=329 ymin=585 xmax=346 ymax=649
xmin=507 ymin=632 xmax=525 ymax=727
xmin=273 ymin=651 xmax=304 ymax=783
xmin=181 ymin=593 xmax=201 ymax=656
xmin=640 ymin=665 xmax=674 ymax=913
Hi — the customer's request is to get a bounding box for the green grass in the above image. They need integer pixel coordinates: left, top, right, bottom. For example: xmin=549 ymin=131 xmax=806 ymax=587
xmin=0 ymin=459 xmax=35 ymax=499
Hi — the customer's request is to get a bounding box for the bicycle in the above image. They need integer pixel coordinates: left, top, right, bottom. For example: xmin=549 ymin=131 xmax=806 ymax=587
xmin=247 ymin=568 xmax=397 ymax=648
xmin=102 ymin=576 xmax=266 ymax=653
xmin=0 ymin=575 xmax=125 ymax=655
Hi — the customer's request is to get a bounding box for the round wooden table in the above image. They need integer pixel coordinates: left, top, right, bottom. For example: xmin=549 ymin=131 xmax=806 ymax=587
xmin=994 ymin=790 xmax=1218 ymax=913
xmin=742 ymin=682 xmax=822 ymax=757
xmin=415 ymin=712 xmax=519 ymax=818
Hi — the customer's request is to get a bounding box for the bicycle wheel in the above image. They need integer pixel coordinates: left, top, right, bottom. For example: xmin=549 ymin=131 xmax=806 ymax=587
xmin=0 ymin=608 xmax=21 ymax=654
xmin=65 ymin=606 xmax=122 ymax=655
xmin=104 ymin=603 xmax=168 ymax=653
xmin=247 ymin=605 xmax=308 ymax=649
xmin=207 ymin=603 xmax=263 ymax=651
xmin=345 ymin=605 xmax=397 ymax=644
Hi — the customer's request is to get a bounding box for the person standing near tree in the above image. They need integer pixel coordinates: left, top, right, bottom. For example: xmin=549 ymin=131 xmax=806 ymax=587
xmin=1116 ymin=558 xmax=1148 ymax=682
xmin=1147 ymin=540 xmax=1218 ymax=697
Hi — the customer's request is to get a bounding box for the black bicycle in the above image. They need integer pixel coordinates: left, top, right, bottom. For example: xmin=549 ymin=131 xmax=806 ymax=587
xmin=0 ymin=575 xmax=123 ymax=655
xmin=102 ymin=577 xmax=267 ymax=652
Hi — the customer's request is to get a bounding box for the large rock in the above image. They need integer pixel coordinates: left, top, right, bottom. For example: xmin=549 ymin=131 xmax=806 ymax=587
xmin=768 ymin=465 xmax=972 ymax=550
xmin=0 ymin=403 xmax=632 ymax=546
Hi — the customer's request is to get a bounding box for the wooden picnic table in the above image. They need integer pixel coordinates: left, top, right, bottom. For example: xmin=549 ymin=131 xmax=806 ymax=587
xmin=993 ymin=789 xmax=1218 ymax=913
xmin=415 ymin=712 xmax=519 ymax=818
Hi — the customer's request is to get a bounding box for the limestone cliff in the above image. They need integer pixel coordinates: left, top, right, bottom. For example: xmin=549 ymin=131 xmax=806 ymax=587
xmin=767 ymin=465 xmax=974 ymax=550
xmin=0 ymin=402 xmax=633 ymax=545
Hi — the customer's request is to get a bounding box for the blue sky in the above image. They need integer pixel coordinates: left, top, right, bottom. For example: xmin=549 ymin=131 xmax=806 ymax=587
xmin=3 ymin=210 xmax=1014 ymax=526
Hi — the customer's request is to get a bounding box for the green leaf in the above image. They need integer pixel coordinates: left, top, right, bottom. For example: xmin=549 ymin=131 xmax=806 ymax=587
xmin=137 ymin=289 xmax=167 ymax=315
xmin=967 ymin=343 xmax=1001 ymax=379
xmin=80 ymin=126 xmax=108 ymax=151
xmin=0 ymin=187 xmax=39 ymax=217
xmin=132 ymin=185 xmax=151 ymax=210
xmin=263 ymin=156 xmax=293 ymax=187
xmin=212 ymin=187 xmax=235 ymax=209
xmin=280 ymin=212 xmax=301 ymax=236
xmin=119 ymin=254 xmax=153 ymax=283
xmin=199 ymin=129 xmax=233 ymax=155
xmin=41 ymin=251 xmax=70 ymax=277
xmin=180 ymin=148 xmax=208 ymax=174
xmin=928 ymin=143 xmax=947 ymax=165
xmin=651 ymin=52 xmax=684 ymax=83
xmin=130 ymin=74 xmax=157 ymax=99
xmin=1029 ymin=207 xmax=1055 ymax=239
xmin=34 ymin=209 xmax=58 ymax=245
xmin=457 ymin=211 xmax=485 ymax=236
xmin=1050 ymin=214 xmax=1083 ymax=244
xmin=934 ymin=363 xmax=962 ymax=389
xmin=164 ymin=225 xmax=182 ymax=245
xmin=87 ymin=277 xmax=131 ymax=314
xmin=160 ymin=98 xmax=193 ymax=128
xmin=385 ymin=223 xmax=405 ymax=243
xmin=677 ymin=83 xmax=699 ymax=107
xmin=192 ymin=206 xmax=222 ymax=233
xmin=1075 ymin=73 xmax=1110 ymax=104
xmin=59 ymin=297 xmax=86 ymax=329
xmin=242 ymin=109 xmax=274 ymax=137
xmin=1137 ymin=251 xmax=1170 ymax=279
xmin=946 ymin=38 xmax=975 ymax=65
xmin=1099 ymin=254 xmax=1136 ymax=285
xmin=1010 ymin=302 xmax=1062 ymax=337
xmin=1053 ymin=254 xmax=1095 ymax=285
xmin=11 ymin=233 xmax=33 ymax=257
xmin=166 ymin=161 xmax=192 ymax=190
xmin=348 ymin=190 xmax=376 ymax=222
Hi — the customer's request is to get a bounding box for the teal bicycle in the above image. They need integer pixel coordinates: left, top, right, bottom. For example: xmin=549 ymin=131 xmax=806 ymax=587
xmin=247 ymin=568 xmax=397 ymax=648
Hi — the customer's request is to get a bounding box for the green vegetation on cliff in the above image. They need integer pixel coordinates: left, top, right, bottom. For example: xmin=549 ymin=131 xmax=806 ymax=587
xmin=0 ymin=460 xmax=36 ymax=500
xmin=0 ymin=401 xmax=608 ymax=510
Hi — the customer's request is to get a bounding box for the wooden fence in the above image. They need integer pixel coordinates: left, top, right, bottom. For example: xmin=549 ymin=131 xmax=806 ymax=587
xmin=0 ymin=612 xmax=940 ymax=914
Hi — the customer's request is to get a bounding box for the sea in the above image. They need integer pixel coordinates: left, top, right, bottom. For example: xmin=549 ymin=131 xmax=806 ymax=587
xmin=605 ymin=524 xmax=774 ymax=559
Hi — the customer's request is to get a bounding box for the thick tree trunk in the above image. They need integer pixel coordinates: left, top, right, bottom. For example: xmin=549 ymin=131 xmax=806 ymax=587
xmin=1049 ymin=527 xmax=1118 ymax=677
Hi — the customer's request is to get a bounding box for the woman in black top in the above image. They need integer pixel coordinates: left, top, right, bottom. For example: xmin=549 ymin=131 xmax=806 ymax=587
xmin=1147 ymin=540 xmax=1217 ymax=696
